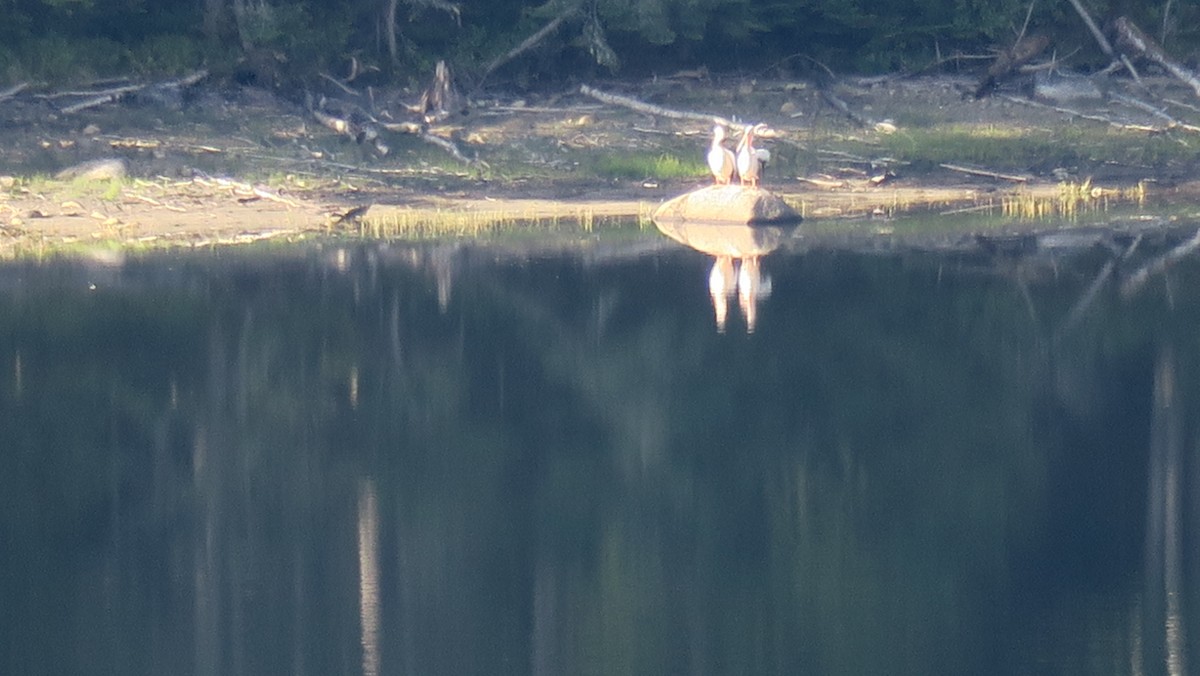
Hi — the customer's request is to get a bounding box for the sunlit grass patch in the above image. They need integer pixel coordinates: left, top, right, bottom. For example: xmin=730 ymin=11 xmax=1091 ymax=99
xmin=6 ymin=173 xmax=128 ymax=202
xmin=1001 ymin=179 xmax=1148 ymax=220
xmin=864 ymin=122 xmax=1200 ymax=173
xmin=588 ymin=152 xmax=705 ymax=180
xmin=353 ymin=206 xmax=647 ymax=239
xmin=870 ymin=125 xmax=1085 ymax=168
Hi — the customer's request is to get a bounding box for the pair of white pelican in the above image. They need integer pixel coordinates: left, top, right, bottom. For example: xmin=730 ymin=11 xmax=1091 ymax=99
xmin=708 ymin=123 xmax=770 ymax=187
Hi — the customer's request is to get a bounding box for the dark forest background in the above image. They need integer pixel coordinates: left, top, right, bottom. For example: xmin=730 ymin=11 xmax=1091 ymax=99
xmin=2 ymin=0 xmax=1199 ymax=87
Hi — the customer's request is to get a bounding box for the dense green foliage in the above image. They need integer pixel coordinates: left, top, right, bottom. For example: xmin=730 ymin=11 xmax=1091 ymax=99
xmin=2 ymin=0 xmax=1199 ymax=85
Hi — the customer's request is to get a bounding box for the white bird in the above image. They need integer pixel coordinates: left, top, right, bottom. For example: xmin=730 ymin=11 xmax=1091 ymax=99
xmin=736 ymin=123 xmax=770 ymax=188
xmin=707 ymin=125 xmax=736 ymax=185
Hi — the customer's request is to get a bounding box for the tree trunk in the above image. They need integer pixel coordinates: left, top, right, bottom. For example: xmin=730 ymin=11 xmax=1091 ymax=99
xmin=203 ymin=0 xmax=226 ymax=42
xmin=385 ymin=0 xmax=400 ymax=64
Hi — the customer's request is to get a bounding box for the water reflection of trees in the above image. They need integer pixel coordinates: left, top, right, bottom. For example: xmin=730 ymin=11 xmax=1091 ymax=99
xmin=0 ymin=233 xmax=1198 ymax=675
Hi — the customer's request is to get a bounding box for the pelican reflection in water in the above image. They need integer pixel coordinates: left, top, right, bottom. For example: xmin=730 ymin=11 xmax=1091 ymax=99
xmin=708 ymin=255 xmax=772 ymax=333
xmin=709 ymin=256 xmax=737 ymax=332
xmin=736 ymin=256 xmax=772 ymax=332
xmin=654 ymin=200 xmax=792 ymax=334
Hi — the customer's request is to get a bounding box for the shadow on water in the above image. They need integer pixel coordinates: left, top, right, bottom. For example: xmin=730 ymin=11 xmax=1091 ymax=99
xmin=2 ymin=209 xmax=1200 ymax=675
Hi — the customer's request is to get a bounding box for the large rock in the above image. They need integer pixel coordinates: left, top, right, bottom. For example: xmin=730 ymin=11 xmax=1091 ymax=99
xmin=652 ymin=184 xmax=802 ymax=225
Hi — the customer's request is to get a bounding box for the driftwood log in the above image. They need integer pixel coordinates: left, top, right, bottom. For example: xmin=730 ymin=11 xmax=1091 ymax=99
xmin=940 ymin=163 xmax=1032 ymax=183
xmin=580 ymin=84 xmax=737 ymax=128
xmin=309 ymin=64 xmax=474 ymax=164
xmin=44 ymin=70 xmax=208 ymax=114
xmin=1114 ymin=16 xmax=1200 ymax=99
xmin=817 ymin=86 xmax=870 ymax=127
xmin=0 ymin=82 xmax=29 ymax=104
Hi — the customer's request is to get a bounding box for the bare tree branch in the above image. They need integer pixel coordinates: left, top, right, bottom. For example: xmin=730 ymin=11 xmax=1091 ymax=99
xmin=477 ymin=7 xmax=579 ymax=89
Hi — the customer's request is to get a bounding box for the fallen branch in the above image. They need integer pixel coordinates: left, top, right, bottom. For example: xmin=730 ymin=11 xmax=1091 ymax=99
xmin=797 ymin=176 xmax=848 ymax=189
xmin=38 ymin=83 xmax=144 ymax=100
xmin=1114 ymin=16 xmax=1200 ymax=99
xmin=999 ymin=94 xmax=1161 ymax=132
xmin=49 ymin=70 xmax=207 ymax=113
xmin=482 ymin=104 xmax=602 ymax=114
xmin=170 ymin=70 xmax=209 ymax=88
xmin=0 ymin=82 xmax=28 ymax=104
xmin=939 ymin=163 xmax=1031 ymax=182
xmin=419 ymin=131 xmax=473 ymax=164
xmin=308 ymin=97 xmax=390 ymax=153
xmin=579 ymin=84 xmax=737 ymax=128
xmin=1064 ymin=0 xmax=1142 ymax=83
xmin=313 ymin=161 xmax=418 ymax=176
xmin=818 ymin=87 xmax=870 ymax=127
xmin=379 ymin=120 xmax=424 ymax=134
xmin=312 ymin=107 xmax=356 ymax=137
xmin=319 ymin=72 xmax=360 ymax=97
xmin=1163 ymin=96 xmax=1200 ymax=115
xmin=1108 ymin=91 xmax=1200 ymax=132
xmin=192 ymin=176 xmax=303 ymax=208
xmin=60 ymin=93 xmax=135 ymax=114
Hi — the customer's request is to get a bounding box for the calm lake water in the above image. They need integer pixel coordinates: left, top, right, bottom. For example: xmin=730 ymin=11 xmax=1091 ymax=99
xmin=2 ymin=215 xmax=1199 ymax=675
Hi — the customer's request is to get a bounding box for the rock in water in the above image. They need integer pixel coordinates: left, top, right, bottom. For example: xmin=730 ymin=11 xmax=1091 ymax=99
xmin=653 ymin=185 xmax=801 ymax=225
xmin=55 ymin=158 xmax=127 ymax=182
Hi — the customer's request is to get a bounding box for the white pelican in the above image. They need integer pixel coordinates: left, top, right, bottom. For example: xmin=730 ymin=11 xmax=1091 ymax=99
xmin=736 ymin=123 xmax=770 ymax=188
xmin=707 ymin=125 xmax=736 ymax=185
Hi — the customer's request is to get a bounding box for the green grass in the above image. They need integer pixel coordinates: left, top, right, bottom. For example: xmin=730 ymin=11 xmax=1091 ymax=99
xmin=588 ymin=152 xmax=706 ymax=180
xmin=859 ymin=123 xmax=1200 ymax=173
xmin=11 ymin=174 xmax=128 ymax=201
